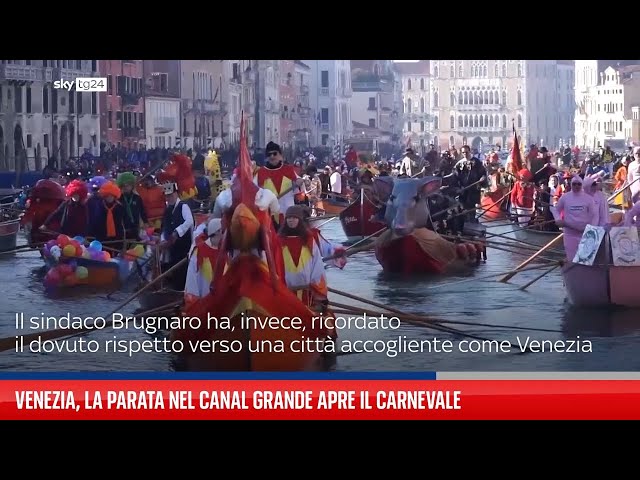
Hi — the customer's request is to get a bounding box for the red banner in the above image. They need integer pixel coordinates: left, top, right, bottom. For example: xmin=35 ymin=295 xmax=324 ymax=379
xmin=2 ymin=380 xmax=640 ymax=420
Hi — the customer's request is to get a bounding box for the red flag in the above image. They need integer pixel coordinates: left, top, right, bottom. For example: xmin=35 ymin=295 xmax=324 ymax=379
xmin=510 ymin=125 xmax=524 ymax=172
xmin=231 ymin=111 xmax=258 ymax=208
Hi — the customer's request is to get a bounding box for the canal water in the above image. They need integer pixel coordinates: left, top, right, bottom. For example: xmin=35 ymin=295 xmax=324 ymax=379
xmin=1 ymin=219 xmax=639 ymax=372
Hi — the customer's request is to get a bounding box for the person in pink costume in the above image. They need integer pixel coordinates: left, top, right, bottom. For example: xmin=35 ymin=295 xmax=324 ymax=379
xmin=555 ymin=175 xmax=598 ymax=261
xmin=621 ymin=201 xmax=640 ymax=226
xmin=583 ymin=174 xmax=609 ymax=226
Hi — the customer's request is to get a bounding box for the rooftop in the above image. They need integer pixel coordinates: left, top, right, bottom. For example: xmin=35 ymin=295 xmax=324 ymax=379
xmin=294 ymin=60 xmax=309 ymax=70
xmin=393 ymin=60 xmax=430 ymax=75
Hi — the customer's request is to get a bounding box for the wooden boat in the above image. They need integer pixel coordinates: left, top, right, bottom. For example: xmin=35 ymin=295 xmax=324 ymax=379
xmin=315 ymin=194 xmax=350 ymax=215
xmin=562 ymin=230 xmax=640 ymax=308
xmin=0 ymin=218 xmax=20 ymax=252
xmin=479 ymin=186 xmax=509 ymax=220
xmin=45 ymin=256 xmax=122 ymax=288
xmin=339 ymin=191 xmax=382 ymax=241
xmin=374 ymin=227 xmax=483 ymax=274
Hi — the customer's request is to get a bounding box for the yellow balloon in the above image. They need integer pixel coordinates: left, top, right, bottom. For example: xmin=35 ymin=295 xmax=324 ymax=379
xmin=62 ymin=244 xmax=76 ymax=257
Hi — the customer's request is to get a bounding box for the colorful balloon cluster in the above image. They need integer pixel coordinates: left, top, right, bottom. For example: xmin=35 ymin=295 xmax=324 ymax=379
xmin=42 ymin=234 xmax=113 ymax=289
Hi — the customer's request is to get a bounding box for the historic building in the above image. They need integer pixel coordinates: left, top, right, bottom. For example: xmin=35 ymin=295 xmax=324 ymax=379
xmin=302 ymin=60 xmax=352 ymax=147
xmin=395 ymin=61 xmax=430 ymax=150
xmin=291 ymin=61 xmax=313 ymax=150
xmin=99 ymin=60 xmax=144 ymax=149
xmin=143 ymin=60 xmax=181 ymax=149
xmin=179 ymin=60 xmax=225 ymax=150
xmin=0 ymin=60 xmax=100 ymax=170
xmin=429 ymin=60 xmax=568 ymax=152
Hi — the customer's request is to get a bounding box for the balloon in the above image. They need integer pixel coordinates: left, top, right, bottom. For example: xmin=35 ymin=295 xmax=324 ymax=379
xmin=82 ymin=249 xmax=91 ymax=259
xmin=102 ymin=251 xmax=111 ymax=261
xmin=62 ymin=244 xmax=76 ymax=257
xmin=133 ymin=245 xmax=145 ymax=256
xmin=146 ymin=227 xmax=155 ymax=237
xmin=43 ymin=246 xmax=50 ymax=257
xmin=50 ymin=245 xmax=62 ymax=259
xmin=58 ymin=264 xmax=74 ymax=277
xmin=63 ymin=275 xmax=78 ymax=286
xmin=89 ymin=240 xmax=102 ymax=251
xmin=74 ymin=245 xmax=83 ymax=257
xmin=57 ymin=234 xmax=70 ymax=247
xmin=75 ymin=266 xmax=89 ymax=279
xmin=46 ymin=240 xmax=57 ymax=249
xmin=72 ymin=236 xmax=85 ymax=244
xmin=124 ymin=249 xmax=135 ymax=261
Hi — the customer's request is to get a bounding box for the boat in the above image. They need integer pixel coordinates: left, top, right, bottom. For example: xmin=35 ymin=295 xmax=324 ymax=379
xmin=374 ymin=227 xmax=483 ymax=274
xmin=339 ymin=191 xmax=383 ymax=241
xmin=0 ymin=218 xmax=20 ymax=252
xmin=44 ymin=256 xmax=124 ymax=289
xmin=562 ymin=229 xmax=640 ymax=308
xmin=315 ymin=194 xmax=350 ymax=216
xmin=0 ymin=189 xmax=24 ymax=252
xmin=479 ymin=186 xmax=509 ymax=220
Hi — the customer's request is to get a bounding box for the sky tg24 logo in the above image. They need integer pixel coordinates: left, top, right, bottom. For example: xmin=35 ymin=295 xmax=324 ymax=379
xmin=53 ymin=77 xmax=107 ymax=92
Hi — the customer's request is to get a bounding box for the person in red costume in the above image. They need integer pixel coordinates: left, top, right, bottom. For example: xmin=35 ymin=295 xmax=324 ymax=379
xmin=22 ymin=179 xmax=66 ymax=245
xmin=509 ymin=168 xmax=535 ymax=225
xmin=345 ymin=145 xmax=358 ymax=169
xmin=254 ymin=141 xmax=304 ymax=227
xmin=39 ymin=179 xmax=89 ymax=238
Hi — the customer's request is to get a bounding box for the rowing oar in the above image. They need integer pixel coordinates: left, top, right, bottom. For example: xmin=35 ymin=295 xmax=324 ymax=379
xmin=0 ymin=257 xmax=188 ymax=353
xmin=329 ymin=304 xmax=561 ymax=334
xmin=326 ymin=288 xmax=531 ymax=352
xmin=322 ymin=226 xmax=388 ymax=262
xmin=0 ymin=243 xmax=44 ymax=256
xmin=518 ymin=263 xmax=560 ymax=291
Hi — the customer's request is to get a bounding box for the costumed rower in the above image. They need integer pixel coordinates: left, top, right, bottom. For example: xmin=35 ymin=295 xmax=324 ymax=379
xmin=278 ymin=205 xmax=337 ymax=340
xmin=301 ymin=206 xmax=347 ymax=269
xmin=159 ymin=181 xmax=195 ymax=291
xmin=136 ymin=175 xmax=165 ymax=230
xmin=254 ymin=141 xmax=304 ymax=226
xmin=117 ymin=171 xmax=148 ymax=241
xmin=184 ymin=218 xmax=224 ymax=309
xmin=620 ymin=200 xmax=640 ymax=226
xmin=554 ymin=175 xmax=598 ymax=261
xmin=89 ymin=181 xmax=126 ymax=247
xmin=509 ymin=169 xmax=535 ymax=224
xmin=39 ymin=179 xmax=89 ymax=238
xmin=583 ymin=175 xmax=609 ymax=226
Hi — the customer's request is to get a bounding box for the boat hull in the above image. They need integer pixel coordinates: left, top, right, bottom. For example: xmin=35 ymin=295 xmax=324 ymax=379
xmin=479 ymin=187 xmax=509 ymax=220
xmin=171 ymin=309 xmax=324 ymax=371
xmin=339 ymin=194 xmax=382 ymax=242
xmin=45 ymin=256 xmax=122 ymax=288
xmin=316 ymin=196 xmax=349 ymax=215
xmin=374 ymin=229 xmax=479 ymax=274
xmin=0 ymin=219 xmax=20 ymax=252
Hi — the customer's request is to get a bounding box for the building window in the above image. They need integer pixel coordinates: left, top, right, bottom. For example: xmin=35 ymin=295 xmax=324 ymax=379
xmin=321 ymin=134 xmax=329 ymax=145
xmin=502 ymin=115 xmax=507 ymax=129
xmin=43 ymin=134 xmax=49 ymax=149
xmin=321 ymin=71 xmax=329 ymax=88
xmin=517 ymin=90 xmax=522 ymax=106
xmin=368 ymin=97 xmax=376 ymax=109
xmin=108 ymin=111 xmax=112 ymax=128
xmin=407 ymin=79 xmax=412 ymax=90
xmin=494 ymin=63 xmax=498 ymax=77
xmin=434 ymin=66 xmax=438 ymax=77
xmin=483 ymin=65 xmax=487 ymax=77
xmin=77 ymin=92 xmax=83 ymax=114
xmin=518 ymin=63 xmax=522 ymax=77
xmin=26 ymin=134 xmax=32 ymax=148
xmin=420 ymin=78 xmax=424 ymax=90
xmin=369 ymin=119 xmax=375 ymax=128
xmin=433 ymin=92 xmax=438 ymax=107
xmin=458 ymin=115 xmax=463 ymax=127
xmin=433 ymin=116 xmax=439 ymax=130
xmin=42 ymin=87 xmax=49 ymax=114
xmin=407 ymin=121 xmax=411 ymax=132
xmin=450 ymin=115 xmax=454 ymax=129
xmin=321 ymin=108 xmax=329 ymax=123
xmin=502 ymin=63 xmax=507 ymax=77
xmin=502 ymin=91 xmax=506 ymax=105
xmin=108 ymin=75 xmax=113 ymax=95
xmin=420 ymin=98 xmax=425 ymax=113
xmin=91 ymin=92 xmax=97 ymax=114
xmin=458 ymin=65 xmax=463 ymax=77
xmin=450 ymin=92 xmax=455 ymax=106
xmin=26 ymin=86 xmax=31 ymax=113
xmin=407 ymin=98 xmax=412 ymax=112
xmin=420 ymin=121 xmax=424 ymax=132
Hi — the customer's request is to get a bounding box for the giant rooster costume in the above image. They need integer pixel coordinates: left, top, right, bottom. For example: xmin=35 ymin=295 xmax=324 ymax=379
xmin=157 ymin=153 xmax=198 ymax=201
xmin=173 ymin=113 xmax=326 ymax=371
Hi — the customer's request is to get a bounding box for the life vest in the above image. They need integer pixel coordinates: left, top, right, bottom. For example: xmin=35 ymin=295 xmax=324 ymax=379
xmin=137 ymin=185 xmax=166 ymax=222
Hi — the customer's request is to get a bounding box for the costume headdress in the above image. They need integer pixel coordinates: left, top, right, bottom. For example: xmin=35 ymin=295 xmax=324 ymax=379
xmin=65 ymin=179 xmax=89 ymax=200
xmin=99 ymin=181 xmax=122 ymax=199
xmin=116 ymin=172 xmax=136 ymax=188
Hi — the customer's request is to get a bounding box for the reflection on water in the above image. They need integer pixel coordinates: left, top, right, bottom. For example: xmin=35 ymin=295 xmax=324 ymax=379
xmin=1 ymin=222 xmax=640 ymax=372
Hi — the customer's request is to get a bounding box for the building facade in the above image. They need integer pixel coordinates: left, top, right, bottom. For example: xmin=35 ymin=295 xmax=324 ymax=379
xmin=555 ymin=60 xmax=575 ymax=148
xmin=278 ymin=60 xmax=296 ymax=148
xmin=292 ymin=61 xmax=313 ymax=149
xmin=143 ymin=60 xmax=181 ymax=149
xmin=351 ymin=60 xmax=403 ymax=153
xmin=575 ymin=60 xmax=640 ymax=149
xmin=302 ymin=60 xmax=352 ymax=147
xmin=0 ymin=60 xmax=100 ymax=171
xmin=180 ymin=60 xmax=225 ymax=151
xmin=99 ymin=60 xmax=144 ymax=150
xmin=253 ymin=60 xmax=280 ymax=148
xmin=577 ymin=65 xmax=640 ymax=149
xmin=395 ymin=61 xmax=430 ymax=149
xmin=221 ymin=60 xmax=256 ymax=148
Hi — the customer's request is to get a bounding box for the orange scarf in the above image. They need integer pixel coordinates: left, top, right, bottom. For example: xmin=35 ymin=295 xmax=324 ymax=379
xmin=105 ymin=202 xmax=116 ymax=237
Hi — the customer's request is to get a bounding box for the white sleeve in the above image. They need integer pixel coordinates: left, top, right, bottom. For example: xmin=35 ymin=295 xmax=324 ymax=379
xmin=175 ymin=203 xmax=194 ymax=237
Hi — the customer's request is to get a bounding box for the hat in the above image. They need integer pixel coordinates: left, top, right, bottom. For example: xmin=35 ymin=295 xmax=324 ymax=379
xmin=116 ymin=172 xmax=136 ymax=187
xmin=162 ymin=182 xmax=178 ymax=195
xmin=518 ymin=169 xmax=533 ymax=182
xmin=99 ymin=181 xmax=122 ymax=199
xmin=539 ymin=147 xmax=548 ymax=153
xmin=207 ymin=218 xmax=222 ymax=237
xmin=265 ymin=141 xmax=282 ymax=154
xmin=89 ymin=176 xmax=107 ymax=189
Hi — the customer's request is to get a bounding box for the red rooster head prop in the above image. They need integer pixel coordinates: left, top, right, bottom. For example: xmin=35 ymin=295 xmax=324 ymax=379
xmin=157 ymin=153 xmax=197 ymax=200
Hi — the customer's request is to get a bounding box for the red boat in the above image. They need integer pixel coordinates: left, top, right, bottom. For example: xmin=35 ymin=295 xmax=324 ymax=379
xmin=479 ymin=186 xmax=509 ymax=220
xmin=375 ymin=228 xmax=483 ymax=275
xmin=339 ymin=191 xmax=383 ymax=241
